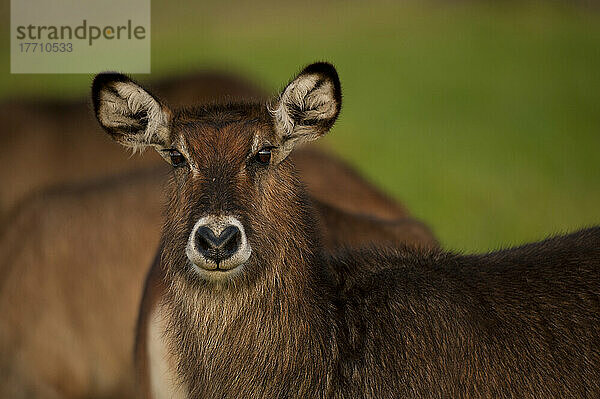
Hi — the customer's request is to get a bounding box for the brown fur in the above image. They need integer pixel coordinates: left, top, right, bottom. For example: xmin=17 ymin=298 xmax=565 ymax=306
xmin=0 ymin=149 xmax=436 ymax=398
xmin=89 ymin=64 xmax=600 ymax=398
xmin=292 ymin=148 xmax=407 ymax=220
xmin=132 ymin=149 xmax=436 ymax=399
xmin=0 ymin=168 xmax=165 ymax=399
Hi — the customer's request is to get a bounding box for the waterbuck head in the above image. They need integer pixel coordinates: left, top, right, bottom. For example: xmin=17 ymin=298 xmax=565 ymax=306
xmin=92 ymin=63 xmax=341 ymax=288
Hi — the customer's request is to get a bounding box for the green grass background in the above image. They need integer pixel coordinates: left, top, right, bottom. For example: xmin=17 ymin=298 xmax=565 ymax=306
xmin=1 ymin=0 xmax=598 ymax=252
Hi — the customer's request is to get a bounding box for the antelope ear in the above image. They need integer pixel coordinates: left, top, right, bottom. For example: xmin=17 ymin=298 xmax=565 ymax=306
xmin=270 ymin=62 xmax=341 ymax=160
xmin=92 ymin=73 xmax=171 ymax=152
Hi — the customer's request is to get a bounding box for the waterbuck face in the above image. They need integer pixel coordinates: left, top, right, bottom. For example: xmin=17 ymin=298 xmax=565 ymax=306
xmin=92 ymin=63 xmax=341 ymax=285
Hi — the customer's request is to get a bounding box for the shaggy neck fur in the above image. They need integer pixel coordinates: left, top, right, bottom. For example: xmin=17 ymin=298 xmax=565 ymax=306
xmin=160 ymin=180 xmax=338 ymax=398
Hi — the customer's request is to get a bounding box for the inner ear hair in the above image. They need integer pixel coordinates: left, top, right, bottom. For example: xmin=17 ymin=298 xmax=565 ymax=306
xmin=92 ymin=73 xmax=171 ymax=153
xmin=270 ymin=62 xmax=342 ymax=155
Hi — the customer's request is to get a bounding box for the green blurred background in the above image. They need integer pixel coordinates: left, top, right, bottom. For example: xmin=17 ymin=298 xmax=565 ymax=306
xmin=1 ymin=0 xmax=599 ymax=252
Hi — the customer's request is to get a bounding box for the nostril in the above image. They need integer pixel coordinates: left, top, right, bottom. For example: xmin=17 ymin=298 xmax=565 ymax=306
xmin=221 ymin=227 xmax=241 ymax=255
xmin=196 ymin=235 xmax=210 ymax=252
xmin=223 ymin=236 xmax=238 ymax=253
xmin=195 ymin=226 xmax=217 ymax=253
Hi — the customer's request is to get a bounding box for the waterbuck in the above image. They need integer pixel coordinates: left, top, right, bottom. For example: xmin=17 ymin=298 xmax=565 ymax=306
xmin=93 ymin=62 xmax=600 ymax=398
xmin=0 ymin=152 xmax=437 ymax=399
xmin=1 ymin=69 xmax=437 ymax=398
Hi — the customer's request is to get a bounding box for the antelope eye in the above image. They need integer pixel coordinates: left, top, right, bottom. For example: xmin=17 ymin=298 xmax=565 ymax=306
xmin=255 ymin=147 xmax=272 ymax=165
xmin=165 ymin=149 xmax=186 ymax=167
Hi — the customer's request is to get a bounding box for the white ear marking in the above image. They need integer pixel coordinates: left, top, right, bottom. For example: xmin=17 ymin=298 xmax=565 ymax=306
xmin=268 ymin=63 xmax=341 ymax=161
xmin=112 ymin=82 xmax=168 ymax=144
xmin=94 ymin=74 xmax=171 ymax=154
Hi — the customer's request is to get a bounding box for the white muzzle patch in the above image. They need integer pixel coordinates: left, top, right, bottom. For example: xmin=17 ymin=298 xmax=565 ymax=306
xmin=186 ymin=215 xmax=251 ymax=276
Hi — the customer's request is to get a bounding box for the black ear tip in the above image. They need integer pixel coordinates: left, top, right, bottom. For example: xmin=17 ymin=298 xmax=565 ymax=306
xmin=301 ymin=62 xmax=341 ymax=101
xmin=91 ymin=72 xmax=133 ymax=94
xmin=92 ymin=71 xmax=129 ymax=87
xmin=301 ymin=62 xmax=339 ymax=82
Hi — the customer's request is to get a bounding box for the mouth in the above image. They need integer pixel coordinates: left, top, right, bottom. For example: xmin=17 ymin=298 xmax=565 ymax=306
xmin=206 ymin=262 xmax=240 ymax=272
xmin=189 ymin=260 xmax=246 ymax=279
